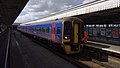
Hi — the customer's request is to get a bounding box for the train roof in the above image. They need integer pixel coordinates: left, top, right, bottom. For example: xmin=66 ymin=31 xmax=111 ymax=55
xmin=20 ymin=17 xmax=83 ymax=26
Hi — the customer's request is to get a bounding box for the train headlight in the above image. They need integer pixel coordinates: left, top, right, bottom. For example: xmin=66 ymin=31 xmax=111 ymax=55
xmin=65 ymin=36 xmax=68 ymax=39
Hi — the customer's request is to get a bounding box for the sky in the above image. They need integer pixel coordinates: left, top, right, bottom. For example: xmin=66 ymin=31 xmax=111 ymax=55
xmin=15 ymin=0 xmax=95 ymax=23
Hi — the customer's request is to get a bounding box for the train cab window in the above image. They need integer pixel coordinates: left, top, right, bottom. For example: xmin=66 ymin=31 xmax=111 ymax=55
xmin=64 ymin=22 xmax=71 ymax=39
xmin=57 ymin=27 xmax=60 ymax=34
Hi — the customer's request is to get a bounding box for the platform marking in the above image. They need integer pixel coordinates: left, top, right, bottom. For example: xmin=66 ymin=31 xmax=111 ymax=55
xmin=13 ymin=33 xmax=30 ymax=68
xmin=87 ymin=41 xmax=120 ymax=54
xmin=102 ymin=48 xmax=120 ymax=54
xmin=87 ymin=41 xmax=116 ymax=46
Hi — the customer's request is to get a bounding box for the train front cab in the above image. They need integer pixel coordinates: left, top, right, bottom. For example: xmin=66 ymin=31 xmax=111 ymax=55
xmin=62 ymin=18 xmax=84 ymax=54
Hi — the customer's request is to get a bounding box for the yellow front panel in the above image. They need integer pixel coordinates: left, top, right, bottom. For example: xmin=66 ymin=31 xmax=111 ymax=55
xmin=74 ymin=24 xmax=78 ymax=43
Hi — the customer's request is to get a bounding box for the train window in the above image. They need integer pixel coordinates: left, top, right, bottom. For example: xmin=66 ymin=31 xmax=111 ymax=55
xmin=43 ymin=28 xmax=45 ymax=32
xmin=57 ymin=27 xmax=60 ymax=34
xmin=48 ymin=27 xmax=50 ymax=33
xmin=33 ymin=28 xmax=35 ymax=31
xmin=44 ymin=27 xmax=46 ymax=33
xmin=42 ymin=27 xmax=45 ymax=32
xmin=37 ymin=27 xmax=39 ymax=31
xmin=46 ymin=27 xmax=50 ymax=33
xmin=39 ymin=27 xmax=41 ymax=32
xmin=35 ymin=27 xmax=37 ymax=31
xmin=31 ymin=28 xmax=32 ymax=31
xmin=33 ymin=28 xmax=34 ymax=31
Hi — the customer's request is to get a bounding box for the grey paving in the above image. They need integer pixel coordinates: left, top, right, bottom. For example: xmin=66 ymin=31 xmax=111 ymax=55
xmin=10 ymin=32 xmax=27 ymax=68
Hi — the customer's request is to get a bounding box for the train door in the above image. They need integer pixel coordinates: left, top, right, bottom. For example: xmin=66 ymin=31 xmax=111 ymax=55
xmin=74 ymin=23 xmax=79 ymax=43
xmin=52 ymin=23 xmax=56 ymax=42
xmin=74 ymin=22 xmax=84 ymax=45
xmin=70 ymin=22 xmax=82 ymax=45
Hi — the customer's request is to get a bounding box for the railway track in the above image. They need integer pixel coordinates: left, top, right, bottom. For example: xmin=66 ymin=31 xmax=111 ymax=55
xmin=21 ymin=33 xmax=117 ymax=68
xmin=84 ymin=43 xmax=120 ymax=68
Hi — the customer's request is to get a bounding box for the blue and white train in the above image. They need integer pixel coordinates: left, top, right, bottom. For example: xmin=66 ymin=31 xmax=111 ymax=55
xmin=17 ymin=17 xmax=87 ymax=54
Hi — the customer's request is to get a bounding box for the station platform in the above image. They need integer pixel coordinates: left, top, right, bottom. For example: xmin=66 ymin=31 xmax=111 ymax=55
xmin=10 ymin=31 xmax=26 ymax=68
xmin=86 ymin=41 xmax=120 ymax=55
xmin=11 ymin=31 xmax=78 ymax=68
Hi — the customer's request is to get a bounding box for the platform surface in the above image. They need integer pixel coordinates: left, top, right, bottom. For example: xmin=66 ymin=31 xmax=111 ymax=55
xmin=12 ymin=31 xmax=77 ymax=68
xmin=86 ymin=41 xmax=120 ymax=54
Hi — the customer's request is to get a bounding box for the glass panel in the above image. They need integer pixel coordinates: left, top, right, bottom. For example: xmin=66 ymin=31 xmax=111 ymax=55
xmin=57 ymin=27 xmax=60 ymax=34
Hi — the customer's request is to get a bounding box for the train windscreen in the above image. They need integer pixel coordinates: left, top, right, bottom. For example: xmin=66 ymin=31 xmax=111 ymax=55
xmin=64 ymin=22 xmax=71 ymax=39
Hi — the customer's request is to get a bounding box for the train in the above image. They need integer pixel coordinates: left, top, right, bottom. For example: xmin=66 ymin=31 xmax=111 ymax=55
xmin=17 ymin=17 xmax=87 ymax=54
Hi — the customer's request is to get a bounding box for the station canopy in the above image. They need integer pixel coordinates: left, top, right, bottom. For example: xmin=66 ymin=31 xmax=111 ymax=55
xmin=0 ymin=0 xmax=28 ymax=25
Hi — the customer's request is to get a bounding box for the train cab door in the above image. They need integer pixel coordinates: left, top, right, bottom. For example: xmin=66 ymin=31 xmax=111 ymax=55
xmin=52 ymin=23 xmax=56 ymax=42
xmin=70 ymin=22 xmax=81 ymax=45
xmin=74 ymin=23 xmax=79 ymax=43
